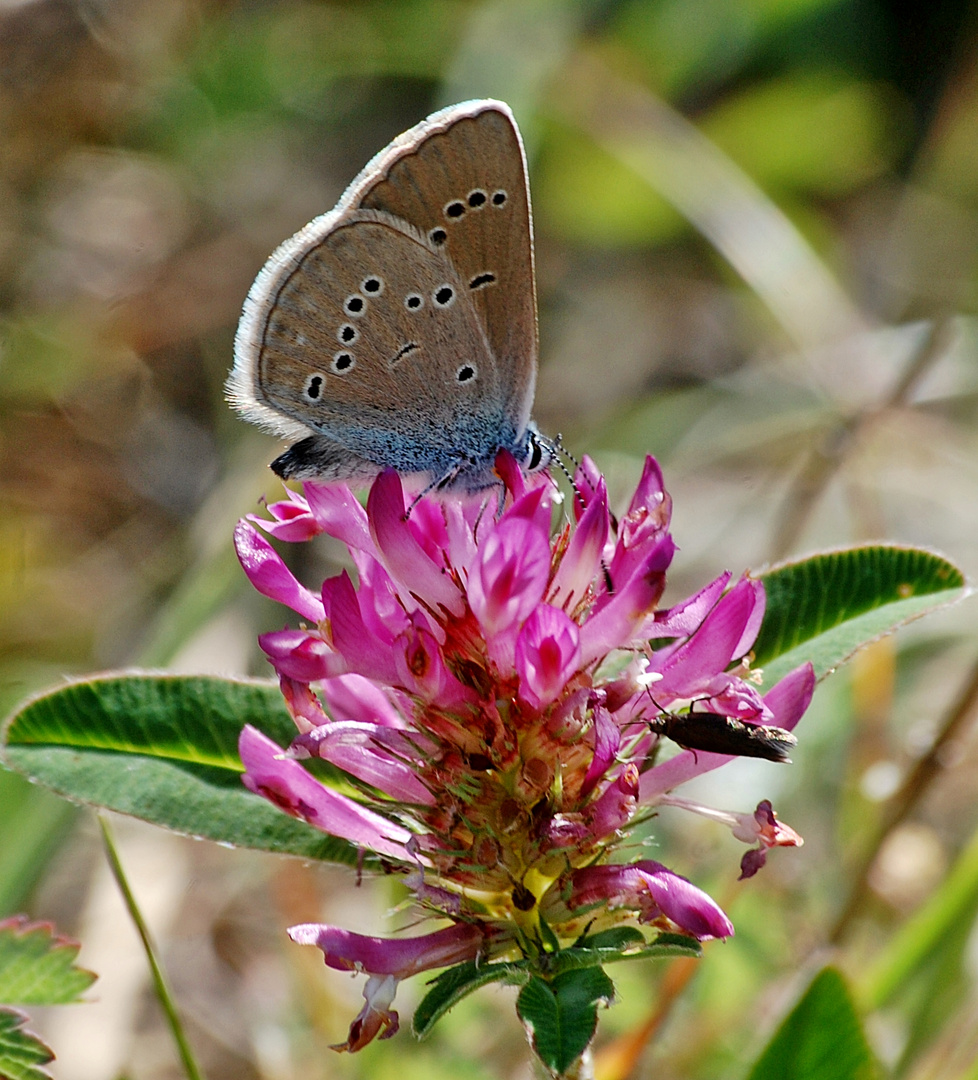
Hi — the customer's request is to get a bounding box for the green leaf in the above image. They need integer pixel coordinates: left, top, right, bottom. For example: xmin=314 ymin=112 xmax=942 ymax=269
xmin=413 ymin=959 xmax=530 ymax=1040
xmin=747 ymin=967 xmax=877 ymax=1080
xmin=517 ymin=968 xmax=615 ymax=1076
xmin=751 ymin=545 xmax=967 ymax=685
xmin=0 ymin=1007 xmax=54 ymax=1080
xmin=551 ymin=931 xmax=701 ymax=973
xmin=573 ymin=926 xmax=647 ymax=951
xmin=1 ymin=674 xmax=360 ymax=864
xmin=0 ymin=918 xmax=95 ymax=1005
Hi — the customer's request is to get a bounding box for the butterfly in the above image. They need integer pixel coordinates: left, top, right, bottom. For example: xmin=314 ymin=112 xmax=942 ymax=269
xmin=226 ymin=99 xmax=551 ymax=492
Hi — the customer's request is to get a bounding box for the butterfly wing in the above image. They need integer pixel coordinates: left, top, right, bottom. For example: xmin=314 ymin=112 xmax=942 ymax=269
xmin=228 ymin=99 xmax=538 ymax=483
xmin=351 ymin=101 xmax=538 ymax=436
xmin=234 ymin=211 xmax=504 ymax=479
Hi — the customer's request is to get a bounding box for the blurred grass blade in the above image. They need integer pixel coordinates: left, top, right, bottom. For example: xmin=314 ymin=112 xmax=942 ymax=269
xmin=442 ymin=0 xmax=579 ymax=123
xmin=0 ymin=772 xmax=77 ymax=916
xmin=857 ymin=823 xmax=978 ymax=1013
xmin=747 ymin=968 xmax=878 ymax=1080
xmin=2 ymin=674 xmax=358 ymax=864
xmin=752 ymin=545 xmax=967 ymax=686
xmin=551 ymin=52 xmax=866 ymax=349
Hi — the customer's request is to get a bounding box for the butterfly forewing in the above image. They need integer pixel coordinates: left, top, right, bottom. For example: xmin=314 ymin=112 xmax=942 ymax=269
xmin=353 ymin=103 xmax=538 ymax=433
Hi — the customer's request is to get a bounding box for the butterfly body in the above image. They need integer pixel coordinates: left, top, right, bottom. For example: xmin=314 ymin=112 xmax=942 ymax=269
xmin=228 ymin=100 xmax=547 ymax=490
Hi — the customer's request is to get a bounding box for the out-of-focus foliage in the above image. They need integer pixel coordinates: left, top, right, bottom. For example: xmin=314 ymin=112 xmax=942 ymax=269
xmin=2 ymin=0 xmax=978 ymax=1077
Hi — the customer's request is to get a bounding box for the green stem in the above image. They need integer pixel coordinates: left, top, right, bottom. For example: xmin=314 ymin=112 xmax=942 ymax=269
xmin=98 ymin=814 xmax=205 ymax=1080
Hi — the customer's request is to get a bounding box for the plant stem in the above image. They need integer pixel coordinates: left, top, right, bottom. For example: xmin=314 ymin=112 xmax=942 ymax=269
xmin=829 ymin=653 xmax=978 ymax=943
xmin=98 ymin=814 xmax=205 ymax=1080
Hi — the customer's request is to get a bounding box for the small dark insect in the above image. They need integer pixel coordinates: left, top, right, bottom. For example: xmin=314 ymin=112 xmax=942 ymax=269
xmin=647 ymin=706 xmax=797 ymax=763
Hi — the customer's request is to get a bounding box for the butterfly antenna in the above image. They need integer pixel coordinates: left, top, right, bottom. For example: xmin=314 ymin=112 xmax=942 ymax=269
xmin=558 ymin=440 xmax=583 ymax=475
xmin=558 ymin=441 xmax=598 ymax=497
xmin=548 ymin=436 xmax=615 ymax=590
xmin=547 ymin=434 xmax=587 ymax=513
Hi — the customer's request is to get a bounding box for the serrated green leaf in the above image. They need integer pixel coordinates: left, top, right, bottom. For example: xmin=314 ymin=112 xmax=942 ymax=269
xmin=517 ymin=968 xmax=615 ymax=1076
xmin=0 ymin=918 xmax=95 ymax=1005
xmin=0 ymin=1007 xmax=54 ymax=1080
xmin=552 ymin=930 xmax=700 ymax=973
xmin=1 ymin=674 xmax=360 ymax=864
xmin=747 ymin=967 xmax=877 ymax=1080
xmin=413 ymin=958 xmax=529 ymax=1039
xmin=752 ymin=546 xmax=967 ymax=685
xmin=573 ymin=926 xmax=647 ymax=951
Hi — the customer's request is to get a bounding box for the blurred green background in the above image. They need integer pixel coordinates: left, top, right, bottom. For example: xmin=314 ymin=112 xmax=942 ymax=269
xmin=3 ymin=0 xmax=978 ymax=1077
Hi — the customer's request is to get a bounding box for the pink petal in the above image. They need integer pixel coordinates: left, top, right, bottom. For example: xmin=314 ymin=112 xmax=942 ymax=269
xmin=287 ymin=921 xmax=484 ymax=977
xmin=294 ymin=721 xmax=434 ymax=804
xmin=550 ymin=479 xmax=610 ymax=612
xmin=648 ymin=572 xmax=731 ymax=639
xmin=763 ymin=663 xmax=815 ymax=732
xmin=504 ymin=483 xmax=552 ymax=535
xmin=394 ymin=619 xmax=478 ymax=710
xmin=368 ymin=471 xmax=464 ymax=616
xmin=248 ymin=489 xmax=322 ymax=542
xmin=351 ymin=554 xmax=416 ymax=642
xmin=407 ymin=496 xmax=453 ymax=564
xmin=494 ymin=448 xmax=526 ymax=501
xmin=653 ymin=578 xmax=764 ymax=698
xmin=581 ymin=705 xmax=621 ymax=798
xmin=329 ymin=572 xmax=400 ymax=683
xmin=320 ymin=674 xmax=406 ymax=729
xmin=279 ymin=675 xmax=329 ymax=732
xmin=234 ymin=521 xmax=325 ymax=623
xmin=636 ymin=862 xmax=734 ymax=940
xmin=238 ymin=726 xmax=414 ymax=860
xmin=467 ymin=516 xmax=550 ymax=639
xmin=573 ymin=456 xmax=604 ymax=518
xmin=586 ymin=763 xmax=639 ymax=837
xmin=625 ymin=456 xmax=668 ymax=520
xmin=259 ymin=628 xmax=342 ymax=682
xmin=730 ymin=578 xmax=766 ymax=659
xmin=570 ymin=861 xmax=733 ymax=940
xmin=332 ymin=973 xmax=399 ymax=1051
xmin=516 ymin=605 xmax=582 ymax=710
xmin=442 ymin=498 xmax=479 ymax=575
xmin=578 ymin=535 xmax=674 ymax=666
xmin=607 ymin=457 xmax=673 ymax=587
xmin=303 ymin=481 xmax=374 ymax=552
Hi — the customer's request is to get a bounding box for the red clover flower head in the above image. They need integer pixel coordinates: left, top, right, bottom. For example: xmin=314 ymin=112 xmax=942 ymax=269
xmin=234 ymin=454 xmax=814 ymax=1051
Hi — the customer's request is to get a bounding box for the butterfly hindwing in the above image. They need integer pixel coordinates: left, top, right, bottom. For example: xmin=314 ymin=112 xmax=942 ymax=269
xmin=255 ymin=213 xmax=502 ymax=475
